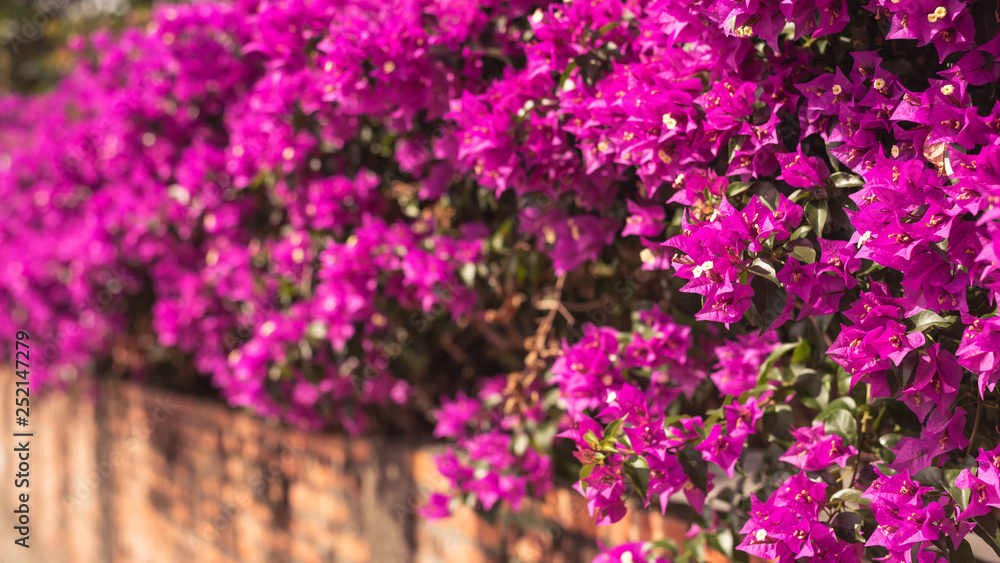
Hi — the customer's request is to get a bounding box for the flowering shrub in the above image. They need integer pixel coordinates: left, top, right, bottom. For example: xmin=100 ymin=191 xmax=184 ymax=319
xmin=2 ymin=0 xmax=1000 ymax=560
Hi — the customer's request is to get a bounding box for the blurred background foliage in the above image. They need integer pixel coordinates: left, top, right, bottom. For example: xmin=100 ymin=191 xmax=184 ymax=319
xmin=0 ymin=0 xmax=157 ymax=93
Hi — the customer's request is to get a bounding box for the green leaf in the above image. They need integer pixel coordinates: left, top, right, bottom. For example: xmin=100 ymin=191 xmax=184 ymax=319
xmin=836 ymin=366 xmax=853 ymax=395
xmin=757 ymin=340 xmax=802 ymax=385
xmin=790 ymin=224 xmax=812 ymax=240
xmin=703 ymin=411 xmax=722 ymax=430
xmin=762 ymin=404 xmax=794 ymax=441
xmin=728 ymin=135 xmax=746 ymax=161
xmin=758 ymin=195 xmax=777 ymax=212
xmin=595 ymin=20 xmax=622 ymax=36
xmin=796 ymin=370 xmax=830 ymax=410
xmin=579 ymin=463 xmax=595 ymax=492
xmin=944 ymin=468 xmax=972 ymax=511
xmin=799 ymin=388 xmax=829 ymax=411
xmin=707 ymin=528 xmax=734 ymax=557
xmin=624 ymin=463 xmax=650 ymax=499
xmin=791 ymin=339 xmax=812 ymax=364
xmin=817 ymin=408 xmax=856 ymax=442
xmin=829 ymin=171 xmax=865 ymax=189
xmin=907 ymin=310 xmax=956 ymax=333
xmin=973 ymin=513 xmax=1000 ymax=559
xmin=533 ymin=421 xmax=558 ymax=449
xmin=459 ymin=262 xmax=477 ymax=287
xmin=662 ymin=415 xmax=683 ymax=429
xmin=727 ymin=181 xmax=752 ymax=197
xmin=830 ymin=488 xmax=866 ymax=505
xmin=741 ymin=303 xmax=762 ymax=330
xmin=694 ymin=537 xmax=707 ymax=562
xmin=955 ymin=540 xmax=978 ymax=563
xmin=512 ymin=433 xmax=530 ymax=456
xmin=679 ymin=446 xmax=709 ymax=493
xmin=793 ymin=367 xmax=821 ymax=391
xmin=790 ymin=245 xmax=817 ymax=264
xmin=804 ymin=200 xmax=828 ymax=237
xmin=914 ymin=467 xmax=944 ymax=488
xmin=749 ymin=258 xmax=779 ymax=284
xmin=648 ymin=538 xmax=680 ymax=554
xmin=604 ymin=415 xmax=628 ymax=440
xmin=878 ymin=433 xmax=902 ymax=450
xmin=818 ymin=396 xmax=857 ymax=418
xmin=856 ymin=259 xmax=883 ymax=277
xmin=558 ymin=60 xmax=579 ymax=88
xmin=830 ymin=511 xmax=864 ymax=541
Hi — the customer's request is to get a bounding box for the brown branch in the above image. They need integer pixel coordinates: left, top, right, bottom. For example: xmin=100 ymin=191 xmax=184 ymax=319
xmin=524 ymin=274 xmax=566 ymax=382
xmin=533 ymin=298 xmax=605 ymax=312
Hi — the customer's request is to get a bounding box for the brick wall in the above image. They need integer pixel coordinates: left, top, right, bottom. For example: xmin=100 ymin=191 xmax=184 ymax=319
xmin=0 ymin=370 xmax=724 ymax=563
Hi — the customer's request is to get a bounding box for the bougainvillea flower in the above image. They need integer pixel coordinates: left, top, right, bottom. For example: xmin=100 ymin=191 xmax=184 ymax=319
xmin=724 ymin=397 xmax=764 ymax=438
xmin=956 ymin=315 xmax=1000 ymax=397
xmin=592 ymin=541 xmax=670 ymax=563
xmin=418 ymin=492 xmax=454 ymax=520
xmin=738 ymin=473 xmax=830 ymax=561
xmin=432 ymin=391 xmax=481 ymax=438
xmin=622 ymin=199 xmax=667 ymax=237
xmin=954 ymin=470 xmax=1000 ymax=520
xmin=575 ymin=460 xmax=629 ymax=525
xmin=780 ymin=423 xmax=857 ymax=471
xmin=901 ymin=344 xmax=962 ymax=421
xmin=696 ymin=423 xmax=746 ymax=478
xmin=776 ymin=150 xmax=831 ymax=188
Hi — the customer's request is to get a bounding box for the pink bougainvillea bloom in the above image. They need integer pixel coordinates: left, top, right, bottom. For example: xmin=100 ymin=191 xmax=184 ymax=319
xmin=780 ymin=423 xmax=857 ymax=471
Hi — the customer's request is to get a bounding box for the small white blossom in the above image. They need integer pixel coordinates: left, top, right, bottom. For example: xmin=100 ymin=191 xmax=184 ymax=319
xmin=693 ymin=261 xmax=714 ymax=278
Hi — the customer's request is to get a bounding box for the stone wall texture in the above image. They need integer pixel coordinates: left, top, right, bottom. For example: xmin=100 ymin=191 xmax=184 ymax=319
xmin=0 ymin=369 xmax=727 ymax=563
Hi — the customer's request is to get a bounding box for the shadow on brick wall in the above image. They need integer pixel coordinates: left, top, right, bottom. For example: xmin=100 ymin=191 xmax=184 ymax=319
xmin=0 ymin=368 xmax=719 ymax=563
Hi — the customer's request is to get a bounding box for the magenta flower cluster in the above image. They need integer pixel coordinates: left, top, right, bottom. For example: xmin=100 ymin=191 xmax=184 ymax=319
xmin=2 ymin=0 xmax=1000 ymax=561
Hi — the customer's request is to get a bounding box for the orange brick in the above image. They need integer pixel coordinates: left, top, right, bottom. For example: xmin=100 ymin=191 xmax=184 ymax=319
xmin=661 ymin=513 xmax=688 ymax=545
xmin=243 ymin=438 xmax=260 ymax=459
xmin=330 ymin=530 xmax=372 ymax=562
xmin=288 ymin=483 xmax=314 ymax=510
xmin=328 ymin=496 xmax=350 ymax=525
xmin=221 ymin=431 xmax=240 ymax=454
xmin=568 ymin=491 xmax=597 ymax=537
xmin=537 ymin=489 xmax=558 ymax=522
xmin=9 ymin=368 xmax=741 ymax=563
xmin=705 ymin=547 xmax=729 ymax=563
xmin=426 ymin=505 xmax=477 ymax=540
xmin=351 ymin=439 xmax=371 ymax=463
xmin=290 ymin=535 xmax=322 ymax=563
xmin=438 ymin=537 xmax=492 ymax=563
xmin=412 ymin=448 xmax=445 ymax=488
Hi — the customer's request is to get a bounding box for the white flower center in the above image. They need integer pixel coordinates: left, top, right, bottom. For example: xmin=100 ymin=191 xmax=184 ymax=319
xmin=693 ymin=261 xmax=714 ymax=278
